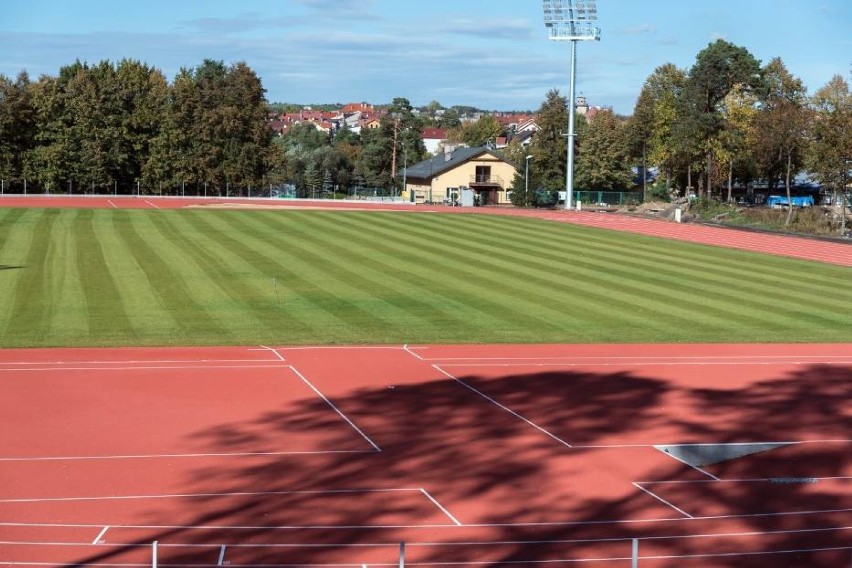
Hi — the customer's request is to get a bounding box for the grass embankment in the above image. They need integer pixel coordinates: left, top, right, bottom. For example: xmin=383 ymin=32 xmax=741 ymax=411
xmin=0 ymin=207 xmax=849 ymax=347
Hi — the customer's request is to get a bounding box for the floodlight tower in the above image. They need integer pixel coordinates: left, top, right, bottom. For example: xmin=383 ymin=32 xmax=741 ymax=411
xmin=543 ymin=0 xmax=601 ymax=210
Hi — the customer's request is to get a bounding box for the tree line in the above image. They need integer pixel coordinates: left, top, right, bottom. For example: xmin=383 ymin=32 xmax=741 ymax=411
xmin=509 ymin=40 xmax=851 ymax=210
xmin=1 ymin=42 xmax=849 ymax=204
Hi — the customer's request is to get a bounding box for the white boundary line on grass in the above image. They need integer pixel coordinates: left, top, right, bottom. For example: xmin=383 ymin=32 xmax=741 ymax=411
xmin=432 ymin=364 xmax=573 ymax=449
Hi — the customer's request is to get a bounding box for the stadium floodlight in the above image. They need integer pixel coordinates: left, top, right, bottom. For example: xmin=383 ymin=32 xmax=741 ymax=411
xmin=543 ymin=0 xmax=601 ymax=210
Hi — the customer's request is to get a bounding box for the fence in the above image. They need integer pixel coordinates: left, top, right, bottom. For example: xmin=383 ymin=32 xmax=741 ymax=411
xmin=574 ymin=191 xmax=643 ymax=207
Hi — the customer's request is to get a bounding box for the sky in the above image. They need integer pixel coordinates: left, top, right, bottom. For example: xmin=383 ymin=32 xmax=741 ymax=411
xmin=1 ymin=0 xmax=850 ymax=114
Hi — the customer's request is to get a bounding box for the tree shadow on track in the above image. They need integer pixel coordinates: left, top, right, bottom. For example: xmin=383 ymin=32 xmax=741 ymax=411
xmin=65 ymin=364 xmax=851 ymax=567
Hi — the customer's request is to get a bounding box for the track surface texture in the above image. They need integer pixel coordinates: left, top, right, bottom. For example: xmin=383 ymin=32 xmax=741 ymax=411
xmin=0 ymin=343 xmax=850 ymax=567
xmin=1 ymin=195 xmax=850 ymax=267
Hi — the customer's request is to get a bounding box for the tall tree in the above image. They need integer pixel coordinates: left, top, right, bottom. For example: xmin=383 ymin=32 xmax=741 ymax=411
xmin=0 ymin=71 xmax=34 ymax=187
xmin=575 ymin=110 xmax=634 ymax=191
xmin=807 ymin=75 xmax=852 ymax=200
xmin=718 ymin=84 xmax=757 ymax=201
xmin=529 ymin=89 xmax=569 ymax=192
xmin=675 ymin=40 xmax=761 ymax=197
xmin=752 ymin=58 xmax=810 ymax=225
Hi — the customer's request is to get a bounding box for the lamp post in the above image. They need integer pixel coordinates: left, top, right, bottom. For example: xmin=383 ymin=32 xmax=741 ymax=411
xmin=542 ymin=0 xmax=601 ymax=211
xmin=525 ymin=155 xmax=533 ymax=201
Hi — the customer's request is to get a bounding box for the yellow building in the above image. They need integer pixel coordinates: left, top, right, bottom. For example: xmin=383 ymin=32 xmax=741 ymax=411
xmin=401 ymin=146 xmax=518 ymax=205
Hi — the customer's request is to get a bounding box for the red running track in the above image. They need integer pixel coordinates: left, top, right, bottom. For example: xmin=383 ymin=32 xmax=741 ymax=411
xmin=0 ymin=343 xmax=849 ymax=567
xmin=1 ymin=194 xmax=850 ymax=267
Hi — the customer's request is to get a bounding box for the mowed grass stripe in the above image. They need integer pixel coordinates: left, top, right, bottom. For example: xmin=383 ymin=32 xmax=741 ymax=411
xmin=114 ymin=210 xmax=229 ymax=342
xmin=0 ymin=209 xmax=42 ymax=341
xmin=165 ymin=211 xmax=316 ymax=337
xmin=44 ymin=209 xmax=89 ymax=341
xmin=438 ymin=214 xmax=847 ymax=330
xmin=97 ymin=211 xmax=183 ymax=339
xmin=395 ymin=213 xmax=768 ymax=333
xmin=218 ymin=211 xmax=407 ymax=338
xmin=188 ymin=211 xmax=386 ymax=341
xmin=72 ymin=209 xmax=136 ymax=343
xmin=3 ymin=210 xmax=57 ymax=343
xmin=482 ymin=214 xmax=852 ymax=298
xmin=326 ymin=211 xmax=684 ymax=338
xmin=252 ymin=211 xmax=476 ymax=334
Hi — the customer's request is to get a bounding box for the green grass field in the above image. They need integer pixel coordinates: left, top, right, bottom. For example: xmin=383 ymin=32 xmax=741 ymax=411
xmin=0 ymin=207 xmax=850 ymax=348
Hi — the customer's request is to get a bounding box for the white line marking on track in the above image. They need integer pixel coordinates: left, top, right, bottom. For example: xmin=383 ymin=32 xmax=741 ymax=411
xmin=259 ymin=345 xmax=286 ymax=362
xmin=288 ymin=365 xmax=382 ymax=452
xmin=107 ymin=200 xmax=117 ymax=209
xmin=0 ymin=488 xmax=421 ymax=504
xmin=435 ymin=360 xmax=852 ymax=368
xmin=633 ymin=483 xmax=694 ymax=518
xmin=433 ymin=364 xmax=573 ymax=449
xmin=0 ymin=449 xmax=373 ymax=462
xmin=402 ymin=344 xmax=425 ymax=361
xmin=419 ymin=489 xmax=462 ymax=526
xmin=217 ymin=544 xmax=227 ymax=565
xmin=92 ymin=526 xmax=109 ymax=544
xmin=0 ymin=358 xmax=281 ymax=366
xmin=639 ymin=475 xmax=851 ymax=485
xmin=654 ymin=447 xmax=720 ymax=480
xmin=1 ymin=508 xmax=848 ymax=530
xmin=415 ymin=354 xmax=852 ymax=363
xmin=0 ymin=363 xmax=287 ymax=372
xmin=573 ymin=439 xmax=851 ymax=448
xmin=144 ymin=199 xmax=160 ymax=209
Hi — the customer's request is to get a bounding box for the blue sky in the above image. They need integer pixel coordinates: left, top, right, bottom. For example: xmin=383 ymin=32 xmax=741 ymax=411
xmin=2 ymin=0 xmax=849 ymax=114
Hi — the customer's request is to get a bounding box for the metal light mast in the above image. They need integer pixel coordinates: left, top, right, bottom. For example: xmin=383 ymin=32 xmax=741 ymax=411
xmin=542 ymin=0 xmax=600 ymax=210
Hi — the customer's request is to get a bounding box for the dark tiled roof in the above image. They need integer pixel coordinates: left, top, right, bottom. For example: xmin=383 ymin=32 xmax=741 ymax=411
xmin=404 ymin=146 xmax=505 ymax=179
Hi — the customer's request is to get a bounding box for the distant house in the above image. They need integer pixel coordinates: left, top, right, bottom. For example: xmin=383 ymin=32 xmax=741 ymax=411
xmin=421 ymin=127 xmax=447 ymax=155
xmin=401 ymin=146 xmax=518 ymax=206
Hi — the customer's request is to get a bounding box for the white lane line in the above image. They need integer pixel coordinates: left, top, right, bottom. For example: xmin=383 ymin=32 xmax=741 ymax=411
xmin=640 ymin=475 xmax=851 ymax=485
xmin=419 ymin=489 xmax=462 ymax=526
xmin=259 ymin=345 xmax=286 ymax=362
xmin=574 ymin=440 xmax=851 ymax=449
xmin=107 ymin=200 xmax=118 ymax=209
xmin=402 ymin=344 xmax=425 ymax=361
xmin=217 ymin=544 xmax=227 ymax=566
xmin=288 ymin=365 xmax=381 ymax=452
xmin=413 ymin=354 xmax=852 ymax=363
xmin=654 ymin=447 xmax=720 ymax=481
xmin=144 ymin=199 xmax=160 ymax=209
xmin=92 ymin=526 xmax=109 ymax=544
xmin=433 ymin=364 xmax=573 ymax=449
xmin=0 ymin=363 xmax=286 ymax=372
xmin=0 ymin=488 xmax=419 ymax=504
xmin=633 ymin=483 xmax=693 ymax=519
xmin=435 ymin=360 xmax=852 ymax=368
xmin=2 ymin=508 xmax=849 ymax=529
xmin=0 ymin=449 xmax=373 ymax=462
xmin=0 ymin=358 xmax=279 ymax=366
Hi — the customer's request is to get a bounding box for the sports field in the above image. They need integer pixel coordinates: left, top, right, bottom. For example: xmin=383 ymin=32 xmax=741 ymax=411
xmin=0 ymin=205 xmax=850 ymax=348
xmin=0 ymin=197 xmax=850 ymax=568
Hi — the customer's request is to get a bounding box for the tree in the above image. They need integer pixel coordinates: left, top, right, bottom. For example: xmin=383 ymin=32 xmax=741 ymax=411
xmin=807 ymin=75 xmax=852 ymax=199
xmin=625 ymin=85 xmax=655 ymax=200
xmin=752 ymin=58 xmax=810 ymax=225
xmin=449 ymin=115 xmax=503 ymax=147
xmin=574 ymin=110 xmax=634 ymax=191
xmin=0 ymin=71 xmax=34 ymax=186
xmin=675 ymin=40 xmax=761 ymax=197
xmin=714 ymin=85 xmax=758 ymax=202
xmin=529 ymin=89 xmax=569 ymax=192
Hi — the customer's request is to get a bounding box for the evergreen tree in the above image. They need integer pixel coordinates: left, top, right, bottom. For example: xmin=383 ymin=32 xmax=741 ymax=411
xmin=529 ymin=89 xmax=569 ymax=192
